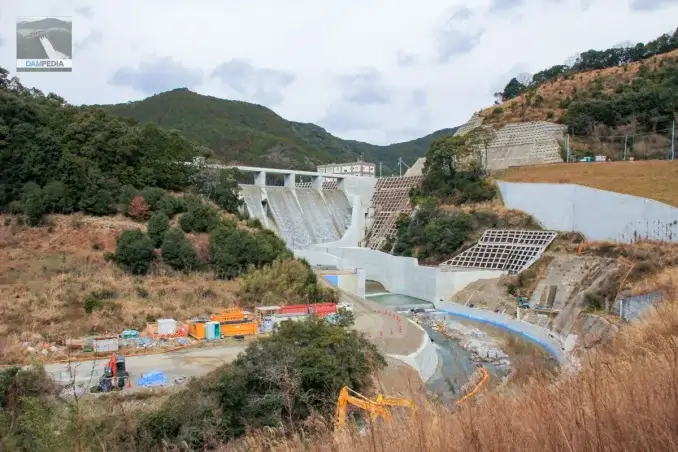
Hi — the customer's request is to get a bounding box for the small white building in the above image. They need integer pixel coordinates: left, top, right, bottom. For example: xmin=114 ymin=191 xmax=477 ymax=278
xmin=317 ymin=159 xmax=376 ymax=178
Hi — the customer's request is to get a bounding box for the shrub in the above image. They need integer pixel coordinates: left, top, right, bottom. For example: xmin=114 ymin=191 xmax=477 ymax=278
xmin=161 ymin=228 xmax=202 ymax=272
xmin=128 ymin=195 xmax=151 ymax=221
xmin=20 ymin=182 xmax=46 ymax=226
xmin=239 ymin=258 xmax=337 ymax=305
xmin=147 ymin=212 xmax=170 ymax=248
xmin=179 ymin=203 xmax=221 ymax=233
xmin=79 ymin=187 xmax=117 ymax=216
xmin=140 ymin=186 xmax=167 ymax=211
xmin=113 ymin=229 xmax=156 ymax=275
xmin=42 ymin=180 xmax=74 ymax=213
xmin=209 ymin=225 xmax=258 ymax=279
xmin=118 ymin=184 xmax=139 ymax=213
xmin=159 ymin=194 xmax=186 ymax=217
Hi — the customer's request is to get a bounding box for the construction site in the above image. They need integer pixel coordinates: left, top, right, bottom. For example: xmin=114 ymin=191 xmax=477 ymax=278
xmin=16 ymin=114 xmax=678 ymax=412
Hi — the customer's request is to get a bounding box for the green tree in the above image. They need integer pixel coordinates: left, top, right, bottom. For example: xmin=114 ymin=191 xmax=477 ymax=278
xmin=79 ymin=186 xmax=117 ymax=216
xmin=335 ymin=307 xmax=355 ymax=328
xmin=179 ymin=203 xmax=221 ymax=233
xmin=161 ymin=227 xmax=201 ymax=272
xmin=209 ymin=225 xmax=259 ymax=279
xmin=140 ymin=186 xmax=167 ymax=211
xmin=501 ymin=77 xmax=526 ymax=101
xmin=113 ymin=229 xmax=156 ymax=275
xmin=20 ymin=182 xmax=46 ymax=226
xmin=118 ymin=184 xmax=138 ymax=213
xmin=212 ymin=168 xmax=244 ymax=214
xmin=147 ymin=212 xmax=170 ymax=248
xmin=137 ymin=317 xmax=385 ymax=448
xmin=42 ymin=180 xmax=75 ymax=213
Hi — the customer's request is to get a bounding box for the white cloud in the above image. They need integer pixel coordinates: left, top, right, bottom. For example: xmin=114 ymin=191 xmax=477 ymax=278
xmin=1 ymin=0 xmax=677 ymax=144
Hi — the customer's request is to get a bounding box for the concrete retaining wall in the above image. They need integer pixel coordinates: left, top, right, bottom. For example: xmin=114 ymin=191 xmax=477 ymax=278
xmin=497 ymin=181 xmax=678 ymax=243
xmin=319 ymin=269 xmax=366 ymax=298
xmin=298 ymin=246 xmax=505 ymax=303
xmin=387 ymin=319 xmax=438 ymax=382
xmin=437 ymin=301 xmax=569 ymax=366
xmin=613 ymin=291 xmax=664 ymax=322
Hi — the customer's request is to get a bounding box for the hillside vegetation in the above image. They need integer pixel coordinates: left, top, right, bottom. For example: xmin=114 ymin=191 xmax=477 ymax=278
xmin=482 ymin=28 xmax=678 ymax=159
xmin=96 ymin=89 xmax=457 ymax=170
xmin=0 ymin=68 xmax=336 ymax=363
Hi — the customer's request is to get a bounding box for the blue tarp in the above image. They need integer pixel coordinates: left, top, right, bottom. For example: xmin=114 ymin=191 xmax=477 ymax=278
xmin=137 ymin=371 xmax=168 ymax=387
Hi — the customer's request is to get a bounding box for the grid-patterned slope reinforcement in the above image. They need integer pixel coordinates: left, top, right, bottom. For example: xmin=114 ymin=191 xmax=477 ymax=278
xmin=439 ymin=229 xmax=557 ymax=274
xmin=366 ymin=176 xmax=422 ymax=250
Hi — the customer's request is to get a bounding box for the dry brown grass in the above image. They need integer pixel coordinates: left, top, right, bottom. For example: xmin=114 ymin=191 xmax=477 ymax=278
xmin=497 ymin=160 xmax=678 ymax=206
xmin=479 ymin=50 xmax=678 ymax=127
xmin=240 ymin=282 xmax=678 ymax=452
xmin=0 ymin=214 xmax=241 ymax=361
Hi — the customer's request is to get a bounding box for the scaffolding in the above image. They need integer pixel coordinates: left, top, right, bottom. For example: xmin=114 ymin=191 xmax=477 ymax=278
xmin=366 ymin=176 xmax=422 ymax=250
xmin=439 ymin=229 xmax=557 ymax=274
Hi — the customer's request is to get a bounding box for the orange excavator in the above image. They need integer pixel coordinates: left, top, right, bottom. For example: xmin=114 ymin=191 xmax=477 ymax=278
xmin=334 ymin=386 xmax=415 ymax=431
xmin=90 ymin=354 xmax=129 ymax=393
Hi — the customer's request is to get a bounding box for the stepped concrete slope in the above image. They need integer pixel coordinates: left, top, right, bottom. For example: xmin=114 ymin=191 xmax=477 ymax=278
xmin=483 ymin=121 xmax=566 ymax=170
xmin=406 ymin=115 xmax=565 ymax=174
xmin=454 ymin=113 xmax=484 ymax=137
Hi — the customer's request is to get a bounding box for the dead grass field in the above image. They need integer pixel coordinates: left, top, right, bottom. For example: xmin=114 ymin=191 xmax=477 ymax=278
xmin=479 ymin=49 xmax=678 ymax=126
xmin=0 ymin=214 xmax=240 ymax=362
xmin=498 ymin=160 xmax=678 ymax=206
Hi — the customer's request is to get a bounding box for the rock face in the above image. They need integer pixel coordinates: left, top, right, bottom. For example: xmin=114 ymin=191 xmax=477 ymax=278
xmin=439 ymin=320 xmax=512 ymax=371
xmin=577 ymin=314 xmax=619 ymax=349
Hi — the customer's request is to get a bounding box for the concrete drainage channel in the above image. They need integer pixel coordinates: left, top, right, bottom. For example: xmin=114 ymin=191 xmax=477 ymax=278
xmin=365 ymin=287 xmax=558 ymax=403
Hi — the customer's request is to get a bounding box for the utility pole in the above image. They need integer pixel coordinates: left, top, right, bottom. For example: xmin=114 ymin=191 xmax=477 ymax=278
xmin=623 ymin=135 xmax=628 ymax=160
xmin=379 ymin=162 xmax=382 ymax=178
xmin=671 ymin=119 xmax=675 ymax=161
xmin=565 ymin=134 xmax=570 ymax=162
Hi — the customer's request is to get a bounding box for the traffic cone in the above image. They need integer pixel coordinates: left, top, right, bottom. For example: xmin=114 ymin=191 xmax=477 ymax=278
xmin=127 ymin=378 xmax=131 ymax=389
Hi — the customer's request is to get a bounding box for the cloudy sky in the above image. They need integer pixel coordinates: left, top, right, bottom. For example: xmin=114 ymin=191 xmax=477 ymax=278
xmin=1 ymin=0 xmax=677 ymax=144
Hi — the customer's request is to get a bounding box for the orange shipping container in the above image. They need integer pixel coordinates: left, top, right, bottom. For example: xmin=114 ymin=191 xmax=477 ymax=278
xmin=188 ymin=321 xmax=207 ymax=340
xmin=220 ymin=321 xmax=258 ymax=337
xmin=210 ymin=308 xmax=252 ymax=323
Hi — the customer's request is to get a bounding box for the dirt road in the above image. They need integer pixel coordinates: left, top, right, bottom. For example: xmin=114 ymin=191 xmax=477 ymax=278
xmin=44 ymin=286 xmax=426 ymax=392
xmin=45 ymin=344 xmax=247 ymax=391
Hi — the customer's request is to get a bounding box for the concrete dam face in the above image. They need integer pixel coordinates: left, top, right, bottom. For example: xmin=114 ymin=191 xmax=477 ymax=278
xmin=239 ymin=185 xmax=351 ymax=249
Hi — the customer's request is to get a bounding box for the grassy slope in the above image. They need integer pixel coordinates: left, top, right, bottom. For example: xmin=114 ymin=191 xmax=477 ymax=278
xmin=477 ymin=49 xmax=678 ymax=160
xmin=479 ymin=49 xmax=678 ymax=127
xmin=95 ymin=89 xmax=457 ymax=171
xmin=498 ymin=160 xmax=678 ymax=206
xmin=0 ymin=214 xmax=242 ymax=363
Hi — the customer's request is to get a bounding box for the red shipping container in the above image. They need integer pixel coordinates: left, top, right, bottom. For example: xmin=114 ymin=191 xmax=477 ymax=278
xmin=276 ymin=303 xmax=337 ymax=317
xmin=308 ymin=303 xmax=337 ymax=318
xmin=277 ymin=304 xmax=310 ymax=315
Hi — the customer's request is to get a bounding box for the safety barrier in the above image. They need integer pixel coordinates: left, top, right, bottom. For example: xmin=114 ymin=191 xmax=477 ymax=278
xmin=457 ymin=367 xmax=489 ymax=406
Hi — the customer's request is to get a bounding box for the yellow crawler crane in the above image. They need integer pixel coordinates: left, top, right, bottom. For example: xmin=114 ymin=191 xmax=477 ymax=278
xmin=335 ymin=386 xmax=416 ymax=431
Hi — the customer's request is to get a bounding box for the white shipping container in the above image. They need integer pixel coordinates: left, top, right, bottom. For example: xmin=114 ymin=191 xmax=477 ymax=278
xmin=93 ymin=337 xmax=119 ymax=353
xmin=157 ymin=319 xmax=177 ymax=335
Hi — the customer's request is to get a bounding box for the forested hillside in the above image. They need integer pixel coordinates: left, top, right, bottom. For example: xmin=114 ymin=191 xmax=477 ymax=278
xmin=0 ymin=66 xmax=198 ymax=215
xmin=483 ymin=27 xmax=678 ymax=159
xmin=96 ymin=89 xmax=457 ymax=171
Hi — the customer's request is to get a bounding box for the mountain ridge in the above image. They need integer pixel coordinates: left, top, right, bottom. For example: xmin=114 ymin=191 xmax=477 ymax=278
xmin=93 ymin=89 xmax=457 ymax=172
